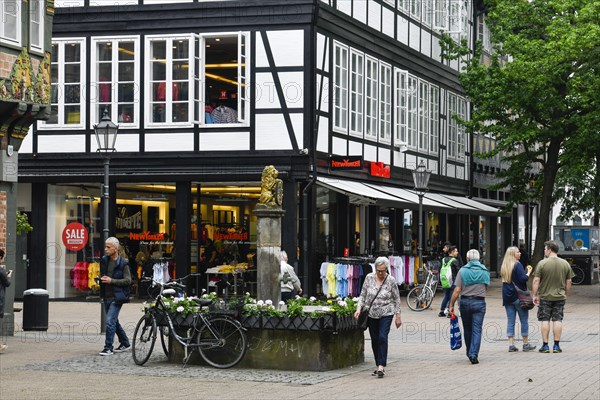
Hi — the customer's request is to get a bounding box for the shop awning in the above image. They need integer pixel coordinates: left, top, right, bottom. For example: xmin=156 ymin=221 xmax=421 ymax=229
xmin=316 ymin=177 xmax=500 ymax=216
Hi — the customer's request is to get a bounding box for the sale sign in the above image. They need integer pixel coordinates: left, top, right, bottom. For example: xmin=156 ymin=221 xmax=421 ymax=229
xmin=62 ymin=222 xmax=89 ymax=251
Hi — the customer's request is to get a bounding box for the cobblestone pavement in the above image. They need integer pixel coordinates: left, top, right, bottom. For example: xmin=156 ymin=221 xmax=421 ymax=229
xmin=0 ymin=279 xmax=598 ymax=400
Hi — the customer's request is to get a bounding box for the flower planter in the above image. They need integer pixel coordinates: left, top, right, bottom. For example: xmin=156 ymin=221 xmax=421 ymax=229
xmin=240 ymin=314 xmax=357 ymax=332
xmin=155 ymin=313 xmax=196 ymax=328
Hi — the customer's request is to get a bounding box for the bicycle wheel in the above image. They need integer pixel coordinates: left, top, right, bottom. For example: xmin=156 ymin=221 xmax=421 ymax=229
xmin=132 ymin=314 xmax=157 ymax=365
xmin=159 ymin=325 xmax=170 ymax=357
xmin=571 ymin=265 xmax=585 ymax=285
xmin=196 ymin=316 xmax=248 ymax=369
xmin=406 ymin=285 xmax=434 ymax=311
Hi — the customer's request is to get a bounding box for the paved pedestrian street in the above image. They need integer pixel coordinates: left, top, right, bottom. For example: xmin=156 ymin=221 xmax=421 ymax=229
xmin=1 ymin=279 xmax=598 ymax=400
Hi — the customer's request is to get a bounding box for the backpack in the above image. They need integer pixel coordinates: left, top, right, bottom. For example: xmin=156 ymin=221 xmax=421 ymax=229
xmin=440 ymin=257 xmax=455 ymax=289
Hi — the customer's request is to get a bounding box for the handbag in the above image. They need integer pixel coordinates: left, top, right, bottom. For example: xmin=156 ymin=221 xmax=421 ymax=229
xmin=450 ymin=314 xmax=462 ymax=350
xmin=513 ymin=282 xmax=534 ymax=310
xmin=357 ymin=275 xmax=387 ymax=330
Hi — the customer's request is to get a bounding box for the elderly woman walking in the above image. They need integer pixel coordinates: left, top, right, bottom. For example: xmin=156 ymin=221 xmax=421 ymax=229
xmin=449 ymin=249 xmax=490 ymax=364
xmin=354 ymin=256 xmax=402 ymax=378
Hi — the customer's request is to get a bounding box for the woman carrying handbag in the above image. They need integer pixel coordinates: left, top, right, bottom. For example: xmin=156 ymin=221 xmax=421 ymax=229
xmin=354 ymin=256 xmax=402 ymax=378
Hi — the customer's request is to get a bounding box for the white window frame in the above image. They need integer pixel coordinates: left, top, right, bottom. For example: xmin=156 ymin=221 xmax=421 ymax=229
xmin=379 ymin=61 xmax=392 ymax=144
xmin=457 ymin=96 xmax=467 ymax=161
xmin=333 ymin=41 xmax=349 ymax=133
xmin=39 ymin=38 xmax=86 ymax=130
xmin=429 ymin=84 xmax=440 ymax=155
xmin=145 ymin=34 xmax=195 ymax=128
xmin=394 ymin=68 xmax=408 ymax=146
xmin=434 ymin=0 xmax=448 ymax=31
xmin=1 ymin=0 xmax=21 ymax=46
xmin=29 ymin=0 xmax=45 ymax=53
xmin=422 ymin=0 xmax=433 ymax=28
xmin=365 ymin=55 xmax=378 ymax=141
xmin=196 ymin=31 xmax=250 ymax=126
xmin=447 ymin=92 xmax=458 ymax=160
xmin=407 ymin=74 xmax=418 ymax=149
xmin=418 ymin=79 xmax=429 ymax=152
xmin=349 ymin=49 xmax=364 ymax=137
xmin=91 ymin=36 xmax=140 ymax=129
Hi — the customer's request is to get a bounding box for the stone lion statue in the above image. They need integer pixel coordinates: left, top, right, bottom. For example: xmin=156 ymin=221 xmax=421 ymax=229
xmin=258 ymin=165 xmax=283 ymax=207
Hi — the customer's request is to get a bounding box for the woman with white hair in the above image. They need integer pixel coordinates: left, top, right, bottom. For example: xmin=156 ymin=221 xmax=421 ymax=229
xmin=449 ymin=249 xmax=490 ymax=365
xmin=280 ymin=250 xmax=302 ymax=302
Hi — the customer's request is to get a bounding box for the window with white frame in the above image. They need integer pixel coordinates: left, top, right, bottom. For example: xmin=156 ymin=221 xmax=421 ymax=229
xmin=333 ymin=41 xmax=349 ymax=132
xmin=422 ymin=0 xmax=433 ymax=27
xmin=1 ymin=0 xmax=21 ymax=45
xmin=29 ymin=0 xmax=44 ymax=52
xmin=199 ymin=32 xmax=250 ymax=125
xmin=434 ymin=0 xmax=448 ymax=31
xmin=365 ymin=56 xmax=378 ymax=141
xmin=398 ymin=0 xmax=410 ymax=14
xmin=41 ymin=39 xmax=86 ymax=128
xmin=457 ymin=95 xmax=467 ymax=161
xmin=146 ymin=35 xmax=193 ymax=125
xmin=394 ymin=68 xmax=408 ymax=146
xmin=349 ymin=49 xmax=364 ymax=137
xmin=418 ymin=79 xmax=429 ymax=152
xmin=91 ymin=37 xmax=139 ymax=127
xmin=379 ymin=62 xmax=392 ymax=144
xmin=447 ymin=92 xmax=458 ymax=159
xmin=429 ymin=84 xmax=439 ymax=155
xmin=407 ymin=74 xmax=418 ymax=148
xmin=410 ymin=0 xmax=421 ymax=21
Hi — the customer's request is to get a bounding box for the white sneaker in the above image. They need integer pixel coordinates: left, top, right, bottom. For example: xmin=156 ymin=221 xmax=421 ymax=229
xmin=0 ymin=344 xmax=6 ymax=353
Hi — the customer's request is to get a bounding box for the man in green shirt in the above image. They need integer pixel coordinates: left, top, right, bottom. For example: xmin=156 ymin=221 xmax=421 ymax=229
xmin=532 ymin=240 xmax=574 ymax=354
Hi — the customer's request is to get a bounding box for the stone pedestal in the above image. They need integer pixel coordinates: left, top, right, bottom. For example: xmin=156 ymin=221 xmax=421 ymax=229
xmin=253 ymin=205 xmax=285 ymax=302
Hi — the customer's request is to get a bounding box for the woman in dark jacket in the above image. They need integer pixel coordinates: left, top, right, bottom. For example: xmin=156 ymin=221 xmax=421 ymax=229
xmin=0 ymin=249 xmax=13 ymax=353
xmin=500 ymin=246 xmax=535 ymax=352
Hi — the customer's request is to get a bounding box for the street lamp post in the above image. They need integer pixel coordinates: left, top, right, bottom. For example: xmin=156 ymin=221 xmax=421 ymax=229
xmin=412 ymin=161 xmax=431 ymax=272
xmin=93 ymin=109 xmax=119 ymax=333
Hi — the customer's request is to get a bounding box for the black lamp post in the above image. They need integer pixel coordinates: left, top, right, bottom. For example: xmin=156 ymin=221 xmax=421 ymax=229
xmin=93 ymin=109 xmax=118 ymax=333
xmin=412 ymin=161 xmax=431 ymax=270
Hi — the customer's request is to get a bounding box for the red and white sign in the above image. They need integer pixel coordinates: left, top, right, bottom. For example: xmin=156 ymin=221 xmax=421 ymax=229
xmin=62 ymin=222 xmax=89 ymax=251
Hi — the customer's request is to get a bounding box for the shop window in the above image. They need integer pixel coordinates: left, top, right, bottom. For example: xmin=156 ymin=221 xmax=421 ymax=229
xmin=40 ymin=39 xmax=86 ymax=128
xmin=0 ymin=0 xmax=21 ymax=46
xmin=91 ymin=37 xmax=140 ymax=128
xmin=29 ymin=0 xmax=44 ymax=53
xmin=197 ymin=32 xmax=250 ymax=126
xmin=146 ymin=35 xmax=193 ymax=126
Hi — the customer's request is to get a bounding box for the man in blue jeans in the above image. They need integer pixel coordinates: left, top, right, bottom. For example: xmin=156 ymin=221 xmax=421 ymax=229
xmin=439 ymin=246 xmax=461 ymax=317
xmin=99 ymin=237 xmax=131 ymax=356
xmin=449 ymin=249 xmax=490 ymax=365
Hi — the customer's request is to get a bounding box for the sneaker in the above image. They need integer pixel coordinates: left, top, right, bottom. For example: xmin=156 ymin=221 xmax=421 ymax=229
xmin=99 ymin=348 xmax=113 ymax=356
xmin=508 ymin=345 xmax=519 ymax=352
xmin=114 ymin=344 xmax=131 ymax=353
xmin=553 ymin=345 xmax=562 ymax=353
xmin=0 ymin=344 xmax=6 ymax=353
xmin=539 ymin=345 xmax=550 ymax=353
xmin=523 ymin=343 xmax=537 ymax=352
xmin=438 ymin=311 xmax=446 ymax=317
xmin=377 ymin=370 xmax=385 ymax=378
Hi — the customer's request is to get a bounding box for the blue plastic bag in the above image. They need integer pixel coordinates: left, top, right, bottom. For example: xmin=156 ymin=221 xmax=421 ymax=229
xmin=450 ymin=314 xmax=462 ymax=350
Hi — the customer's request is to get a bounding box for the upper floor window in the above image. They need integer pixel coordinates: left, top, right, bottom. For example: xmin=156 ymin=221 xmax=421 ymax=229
xmin=333 ymin=41 xmax=349 ymax=133
xmin=365 ymin=56 xmax=378 ymax=141
xmin=379 ymin=62 xmax=392 ymax=144
xmin=91 ymin=37 xmax=140 ymax=128
xmin=349 ymin=49 xmax=364 ymax=137
xmin=429 ymin=84 xmax=439 ymax=155
xmin=1 ymin=0 xmax=21 ymax=46
xmin=146 ymin=35 xmax=193 ymax=126
xmin=198 ymin=32 xmax=250 ymax=126
xmin=418 ymin=79 xmax=430 ymax=152
xmin=407 ymin=74 xmax=418 ymax=149
xmin=40 ymin=39 xmax=86 ymax=129
xmin=29 ymin=0 xmax=44 ymax=53
xmin=447 ymin=91 xmax=466 ymax=161
xmin=394 ymin=69 xmax=408 ymax=146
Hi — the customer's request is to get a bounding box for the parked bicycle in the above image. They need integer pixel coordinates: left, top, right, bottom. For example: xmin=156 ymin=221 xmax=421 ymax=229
xmin=406 ymin=263 xmax=439 ymax=311
xmin=570 ymin=264 xmax=585 ymax=285
xmin=132 ymin=275 xmax=248 ymax=368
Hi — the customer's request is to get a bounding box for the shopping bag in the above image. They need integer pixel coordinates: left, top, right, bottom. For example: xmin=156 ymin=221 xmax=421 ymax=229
xmin=450 ymin=314 xmax=462 ymax=350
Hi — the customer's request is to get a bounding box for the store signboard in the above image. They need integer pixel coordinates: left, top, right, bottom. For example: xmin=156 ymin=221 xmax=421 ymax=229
xmin=330 ymin=155 xmax=363 ymax=170
xmin=370 ymin=162 xmax=390 ymax=178
xmin=62 ymin=222 xmax=89 ymax=251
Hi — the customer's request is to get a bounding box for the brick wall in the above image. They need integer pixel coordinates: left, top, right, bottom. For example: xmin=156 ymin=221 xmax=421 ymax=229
xmin=0 ymin=52 xmax=17 ymax=80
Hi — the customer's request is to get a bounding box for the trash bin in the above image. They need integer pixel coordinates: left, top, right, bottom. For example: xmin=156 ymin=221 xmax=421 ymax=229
xmin=22 ymin=289 xmax=49 ymax=331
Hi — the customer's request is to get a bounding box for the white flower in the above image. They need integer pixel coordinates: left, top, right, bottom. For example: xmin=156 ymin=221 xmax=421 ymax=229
xmin=257 ymin=300 xmax=265 ymax=306
xmin=265 ymin=299 xmax=273 ymax=306
xmin=173 ymin=297 xmax=181 ymax=303
xmin=321 ymin=306 xmax=331 ymax=312
xmin=309 ymin=296 xmax=317 ymax=302
xmin=176 ymin=306 xmax=184 ymax=313
xmin=278 ymin=301 xmax=285 ymax=307
xmin=245 ymin=292 xmax=250 ymax=296
xmin=201 ymin=288 xmax=207 ymax=294
xmin=338 ymin=300 xmax=347 ymax=307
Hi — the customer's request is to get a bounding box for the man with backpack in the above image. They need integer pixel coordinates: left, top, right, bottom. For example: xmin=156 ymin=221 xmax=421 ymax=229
xmin=439 ymin=246 xmax=462 ymax=317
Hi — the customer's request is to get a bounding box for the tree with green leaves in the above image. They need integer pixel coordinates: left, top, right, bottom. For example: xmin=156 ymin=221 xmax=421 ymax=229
xmin=442 ymin=0 xmax=600 ymax=264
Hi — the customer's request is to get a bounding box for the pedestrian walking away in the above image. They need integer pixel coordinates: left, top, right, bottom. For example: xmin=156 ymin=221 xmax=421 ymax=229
xmin=532 ymin=240 xmax=574 ymax=354
xmin=354 ymin=256 xmax=402 ymax=378
xmin=99 ymin=237 xmax=132 ymax=356
xmin=449 ymin=249 xmax=490 ymax=365
xmin=500 ymin=246 xmax=535 ymax=352
xmin=439 ymin=245 xmax=461 ymax=317
xmin=0 ymin=249 xmax=12 ymax=354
